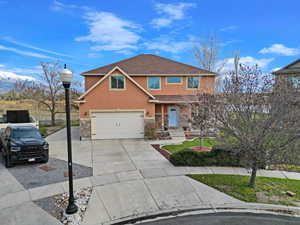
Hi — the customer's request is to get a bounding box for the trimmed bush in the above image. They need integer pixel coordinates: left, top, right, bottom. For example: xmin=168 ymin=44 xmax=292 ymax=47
xmin=169 ymin=148 xmax=241 ymax=167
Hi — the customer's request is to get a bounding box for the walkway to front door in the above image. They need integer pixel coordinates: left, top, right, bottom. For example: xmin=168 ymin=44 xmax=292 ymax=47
xmin=168 ymin=107 xmax=179 ymax=127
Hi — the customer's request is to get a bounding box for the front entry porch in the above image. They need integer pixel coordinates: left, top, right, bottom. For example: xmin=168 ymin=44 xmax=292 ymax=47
xmin=155 ymin=103 xmax=191 ymax=130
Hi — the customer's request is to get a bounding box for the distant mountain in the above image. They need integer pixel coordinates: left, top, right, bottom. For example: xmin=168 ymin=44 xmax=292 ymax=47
xmin=0 ymin=71 xmax=36 ymax=93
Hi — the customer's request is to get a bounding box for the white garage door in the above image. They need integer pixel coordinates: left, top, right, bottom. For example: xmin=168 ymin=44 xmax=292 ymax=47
xmin=91 ymin=111 xmax=144 ymax=139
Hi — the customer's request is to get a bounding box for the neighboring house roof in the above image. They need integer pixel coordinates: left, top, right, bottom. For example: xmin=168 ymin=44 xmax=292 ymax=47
xmin=82 ymin=54 xmax=216 ymax=76
xmin=273 ymin=58 xmax=300 ymax=75
xmin=149 ymin=95 xmax=198 ymax=103
xmin=78 ymin=66 xmax=155 ymax=100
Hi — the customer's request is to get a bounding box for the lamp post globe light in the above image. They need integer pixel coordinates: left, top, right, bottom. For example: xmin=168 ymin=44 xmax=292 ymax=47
xmin=60 ymin=64 xmax=78 ymax=214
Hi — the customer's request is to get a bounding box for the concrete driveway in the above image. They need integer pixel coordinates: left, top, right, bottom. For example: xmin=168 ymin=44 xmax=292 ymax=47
xmin=47 ymin=127 xmax=173 ymax=176
xmin=1 ymin=127 xmax=296 ymax=225
xmin=46 ymin=127 xmax=242 ymax=224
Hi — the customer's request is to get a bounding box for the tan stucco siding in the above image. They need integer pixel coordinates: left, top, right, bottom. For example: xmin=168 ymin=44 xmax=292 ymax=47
xmin=84 ymin=76 xmax=102 ymax=91
xmin=84 ymin=75 xmax=216 ymax=94
xmin=132 ymin=76 xmax=215 ymax=95
xmin=200 ymin=76 xmax=215 ymax=94
xmin=80 ymin=74 xmax=155 ymax=119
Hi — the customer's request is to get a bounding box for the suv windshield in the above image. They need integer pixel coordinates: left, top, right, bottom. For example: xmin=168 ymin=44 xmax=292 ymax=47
xmin=11 ymin=128 xmax=41 ymax=139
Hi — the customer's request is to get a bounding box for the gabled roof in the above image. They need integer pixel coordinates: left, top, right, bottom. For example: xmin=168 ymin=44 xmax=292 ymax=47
xmin=82 ymin=54 xmax=216 ymax=76
xmin=78 ymin=66 xmax=155 ymax=100
xmin=273 ymin=58 xmax=300 ymax=75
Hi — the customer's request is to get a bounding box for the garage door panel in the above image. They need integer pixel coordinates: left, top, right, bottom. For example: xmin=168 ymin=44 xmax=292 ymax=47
xmin=91 ymin=112 xmax=144 ymax=140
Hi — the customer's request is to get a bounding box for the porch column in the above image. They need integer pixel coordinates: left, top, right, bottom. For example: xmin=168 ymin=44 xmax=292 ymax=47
xmin=188 ymin=104 xmax=192 ymax=129
xmin=161 ymin=104 xmax=165 ymax=129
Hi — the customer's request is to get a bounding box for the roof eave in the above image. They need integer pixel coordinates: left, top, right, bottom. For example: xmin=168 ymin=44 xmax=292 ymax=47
xmin=149 ymin=100 xmax=198 ymax=104
xmin=82 ymin=73 xmax=216 ymax=76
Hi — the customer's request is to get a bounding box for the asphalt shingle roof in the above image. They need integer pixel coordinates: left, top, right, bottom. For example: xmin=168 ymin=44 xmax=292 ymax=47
xmin=82 ymin=54 xmax=216 ymax=76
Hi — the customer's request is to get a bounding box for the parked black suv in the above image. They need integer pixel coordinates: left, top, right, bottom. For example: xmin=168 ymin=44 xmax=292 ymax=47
xmin=0 ymin=125 xmax=49 ymax=168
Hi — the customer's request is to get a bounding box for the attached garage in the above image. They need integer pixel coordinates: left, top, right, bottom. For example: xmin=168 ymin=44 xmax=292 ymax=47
xmin=91 ymin=111 xmax=145 ymax=139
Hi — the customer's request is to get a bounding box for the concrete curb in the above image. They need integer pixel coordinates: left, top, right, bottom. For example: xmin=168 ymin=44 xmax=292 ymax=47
xmin=106 ymin=203 xmax=300 ymax=225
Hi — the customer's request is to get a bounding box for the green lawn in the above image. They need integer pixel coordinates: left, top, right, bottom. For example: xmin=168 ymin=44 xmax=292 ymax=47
xmin=39 ymin=120 xmax=79 ymax=137
xmin=188 ymin=174 xmax=300 ymax=206
xmin=162 ymin=138 xmax=217 ymax=154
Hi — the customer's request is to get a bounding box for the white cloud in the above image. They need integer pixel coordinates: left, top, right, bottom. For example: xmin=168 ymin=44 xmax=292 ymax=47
xmin=144 ymin=37 xmax=193 ymax=54
xmin=2 ymin=36 xmax=72 ymax=58
xmin=219 ymin=56 xmax=274 ymax=72
xmin=272 ymin=67 xmax=281 ymax=72
xmin=0 ymin=64 xmax=4 ymax=68
xmin=87 ymin=53 xmax=100 ymax=58
xmin=151 ymin=2 xmax=196 ymax=28
xmin=220 ymin=39 xmax=242 ymax=47
xmin=51 ymin=0 xmax=90 ymax=12
xmin=76 ymin=11 xmax=141 ymax=52
xmin=0 ymin=44 xmax=55 ymax=59
xmin=220 ymin=26 xmax=238 ymax=32
xmin=0 ymin=70 xmax=36 ymax=82
xmin=8 ymin=67 xmax=41 ymax=75
xmin=151 ymin=18 xmax=172 ymax=28
xmin=259 ymin=44 xmax=300 ymax=56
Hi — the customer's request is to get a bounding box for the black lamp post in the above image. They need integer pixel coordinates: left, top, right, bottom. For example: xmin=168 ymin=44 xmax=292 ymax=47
xmin=60 ymin=64 xmax=78 ymax=214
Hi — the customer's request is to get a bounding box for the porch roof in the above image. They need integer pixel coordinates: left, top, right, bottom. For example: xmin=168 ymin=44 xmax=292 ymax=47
xmin=149 ymin=95 xmax=198 ymax=103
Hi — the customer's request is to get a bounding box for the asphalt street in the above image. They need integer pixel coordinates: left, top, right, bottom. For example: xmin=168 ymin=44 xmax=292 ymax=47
xmin=138 ymin=212 xmax=300 ymax=225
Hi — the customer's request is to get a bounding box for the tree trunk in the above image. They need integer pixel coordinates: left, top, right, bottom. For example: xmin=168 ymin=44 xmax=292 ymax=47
xmin=200 ymin=137 xmax=204 ymax=148
xmin=51 ymin=112 xmax=56 ymax=126
xmin=249 ymin=166 xmax=257 ymax=188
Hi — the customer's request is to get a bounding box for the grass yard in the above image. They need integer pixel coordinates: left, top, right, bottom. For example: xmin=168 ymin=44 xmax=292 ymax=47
xmin=162 ymin=138 xmax=217 ymax=154
xmin=39 ymin=121 xmax=79 ymax=137
xmin=39 ymin=124 xmax=65 ymax=137
xmin=188 ymin=174 xmax=300 ymax=206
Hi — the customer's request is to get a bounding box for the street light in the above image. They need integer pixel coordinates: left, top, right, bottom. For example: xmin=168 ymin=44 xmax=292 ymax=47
xmin=60 ymin=64 xmax=78 ymax=214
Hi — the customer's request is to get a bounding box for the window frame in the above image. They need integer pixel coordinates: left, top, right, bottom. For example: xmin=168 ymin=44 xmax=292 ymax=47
xmin=109 ymin=75 xmax=126 ymax=90
xmin=166 ymin=76 xmax=182 ymax=84
xmin=186 ymin=76 xmax=200 ymax=89
xmin=147 ymin=77 xmax=161 ymax=90
xmin=286 ymin=76 xmax=300 ymax=89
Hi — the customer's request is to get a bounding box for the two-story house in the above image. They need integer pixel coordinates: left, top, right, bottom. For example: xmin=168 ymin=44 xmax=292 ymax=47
xmin=273 ymin=58 xmax=300 ymax=88
xmin=78 ymin=54 xmax=216 ymax=139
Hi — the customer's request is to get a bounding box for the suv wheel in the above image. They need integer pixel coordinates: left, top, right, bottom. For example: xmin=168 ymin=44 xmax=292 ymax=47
xmin=4 ymin=155 xmax=13 ymax=168
xmin=41 ymin=155 xmax=49 ymax=164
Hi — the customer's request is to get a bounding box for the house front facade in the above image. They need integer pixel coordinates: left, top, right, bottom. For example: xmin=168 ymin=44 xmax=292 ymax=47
xmin=273 ymin=58 xmax=300 ymax=88
xmin=78 ymin=54 xmax=216 ymax=139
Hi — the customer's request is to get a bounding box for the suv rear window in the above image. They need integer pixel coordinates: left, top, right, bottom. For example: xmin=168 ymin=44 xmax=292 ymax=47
xmin=11 ymin=128 xmax=41 ymax=139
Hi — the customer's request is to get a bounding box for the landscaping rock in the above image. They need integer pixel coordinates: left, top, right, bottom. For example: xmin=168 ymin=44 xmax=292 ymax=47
xmin=35 ymin=187 xmax=93 ymax=225
xmin=286 ymin=191 xmax=296 ymax=197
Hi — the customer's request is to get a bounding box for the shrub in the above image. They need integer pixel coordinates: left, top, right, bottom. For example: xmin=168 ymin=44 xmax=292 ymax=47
xmin=169 ymin=148 xmax=241 ymax=167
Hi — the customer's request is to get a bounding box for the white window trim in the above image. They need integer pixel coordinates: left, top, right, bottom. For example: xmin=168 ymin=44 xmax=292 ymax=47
xmin=109 ymin=75 xmax=126 ymax=90
xmin=186 ymin=76 xmax=201 ymax=90
xmin=147 ymin=77 xmax=161 ymax=90
xmin=166 ymin=76 xmax=182 ymax=85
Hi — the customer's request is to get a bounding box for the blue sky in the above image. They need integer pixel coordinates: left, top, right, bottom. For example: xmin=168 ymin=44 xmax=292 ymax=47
xmin=0 ymin=0 xmax=299 ymax=83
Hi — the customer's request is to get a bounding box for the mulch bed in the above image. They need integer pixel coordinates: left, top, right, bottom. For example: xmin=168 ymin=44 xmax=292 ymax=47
xmin=151 ymin=144 xmax=171 ymax=160
xmin=151 ymin=144 xmax=212 ymax=161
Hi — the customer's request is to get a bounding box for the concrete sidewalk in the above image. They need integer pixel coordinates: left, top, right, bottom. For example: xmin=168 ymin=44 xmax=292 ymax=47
xmin=1 ymin=166 xmax=299 ymax=225
xmin=1 ymin=129 xmax=300 ymax=225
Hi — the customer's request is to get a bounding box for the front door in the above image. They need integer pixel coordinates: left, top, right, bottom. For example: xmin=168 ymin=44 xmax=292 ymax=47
xmin=168 ymin=107 xmax=179 ymax=127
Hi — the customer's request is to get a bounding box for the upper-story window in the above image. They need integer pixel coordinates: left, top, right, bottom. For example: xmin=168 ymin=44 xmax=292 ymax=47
xmin=187 ymin=77 xmax=200 ymax=89
xmin=166 ymin=77 xmax=181 ymax=84
xmin=286 ymin=77 xmax=300 ymax=88
xmin=110 ymin=75 xmax=125 ymax=89
xmin=148 ymin=77 xmax=160 ymax=89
